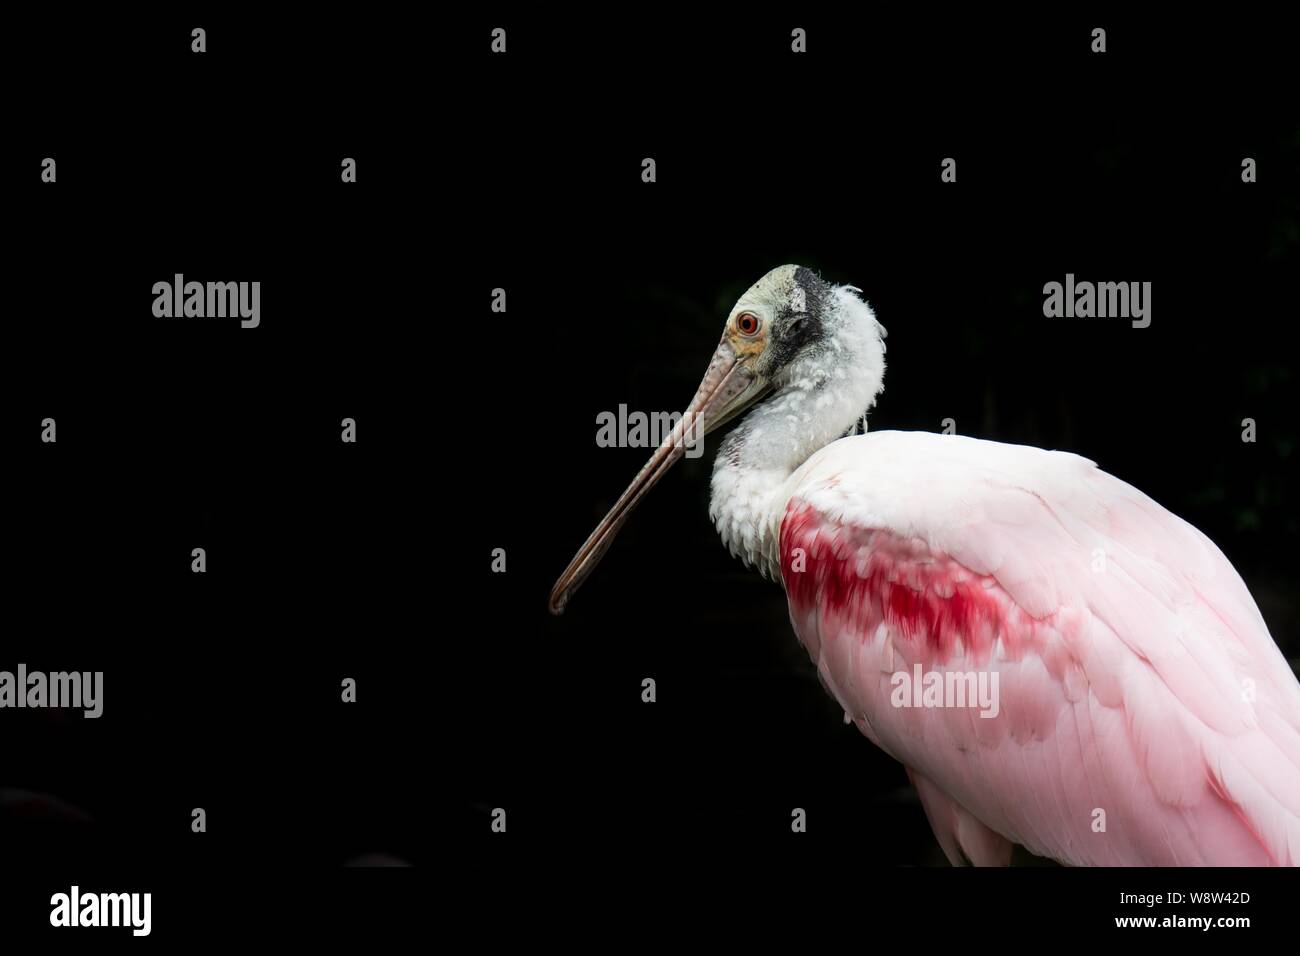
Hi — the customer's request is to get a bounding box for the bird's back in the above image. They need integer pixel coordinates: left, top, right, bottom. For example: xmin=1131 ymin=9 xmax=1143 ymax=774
xmin=777 ymin=430 xmax=1300 ymax=865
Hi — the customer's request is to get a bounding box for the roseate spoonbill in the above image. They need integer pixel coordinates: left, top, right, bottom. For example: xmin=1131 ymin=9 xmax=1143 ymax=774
xmin=549 ymin=265 xmax=1300 ymax=866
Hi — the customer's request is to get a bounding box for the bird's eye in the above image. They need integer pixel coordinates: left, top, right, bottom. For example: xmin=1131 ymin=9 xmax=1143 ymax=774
xmin=736 ymin=312 xmax=761 ymax=336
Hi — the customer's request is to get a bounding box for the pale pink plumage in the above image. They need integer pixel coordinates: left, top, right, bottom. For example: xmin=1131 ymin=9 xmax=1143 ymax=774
xmin=779 ymin=430 xmax=1300 ymax=866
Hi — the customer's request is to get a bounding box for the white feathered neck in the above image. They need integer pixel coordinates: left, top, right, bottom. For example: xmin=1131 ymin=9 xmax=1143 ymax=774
xmin=708 ymin=285 xmax=887 ymax=579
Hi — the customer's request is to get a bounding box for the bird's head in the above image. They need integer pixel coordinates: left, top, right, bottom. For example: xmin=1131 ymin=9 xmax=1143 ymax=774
xmin=548 ymin=264 xmax=876 ymax=614
xmin=719 ymin=263 xmax=841 ymax=395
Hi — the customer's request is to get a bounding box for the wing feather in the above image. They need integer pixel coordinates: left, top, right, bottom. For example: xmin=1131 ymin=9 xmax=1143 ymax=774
xmin=779 ymin=430 xmax=1300 ymax=865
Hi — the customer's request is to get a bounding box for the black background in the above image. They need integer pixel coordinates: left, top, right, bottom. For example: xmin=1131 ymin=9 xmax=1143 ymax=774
xmin=5 ymin=6 xmax=1298 ymax=942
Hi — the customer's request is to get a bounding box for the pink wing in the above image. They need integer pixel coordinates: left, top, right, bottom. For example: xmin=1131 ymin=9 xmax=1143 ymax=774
xmin=779 ymin=430 xmax=1300 ymax=866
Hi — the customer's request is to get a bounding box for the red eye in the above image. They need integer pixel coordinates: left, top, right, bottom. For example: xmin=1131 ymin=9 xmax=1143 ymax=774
xmin=737 ymin=312 xmax=760 ymax=336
